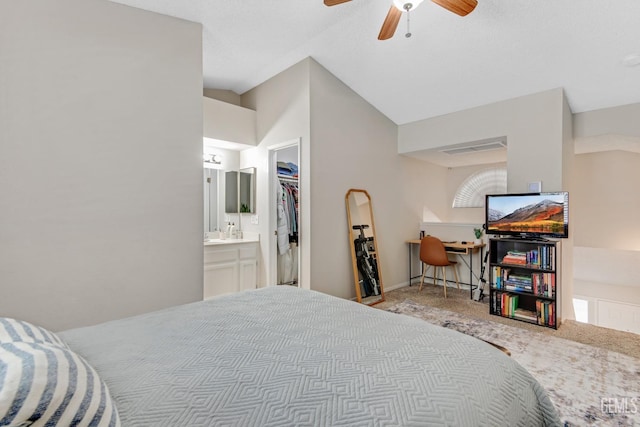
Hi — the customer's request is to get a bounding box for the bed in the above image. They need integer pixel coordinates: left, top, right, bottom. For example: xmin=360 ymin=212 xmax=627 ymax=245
xmin=2 ymin=286 xmax=560 ymax=426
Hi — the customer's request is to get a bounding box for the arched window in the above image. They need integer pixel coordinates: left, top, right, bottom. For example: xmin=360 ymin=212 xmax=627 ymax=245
xmin=452 ymin=168 xmax=507 ymax=208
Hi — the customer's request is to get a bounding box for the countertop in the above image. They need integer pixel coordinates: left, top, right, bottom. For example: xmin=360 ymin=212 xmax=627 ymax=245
xmin=204 ymin=232 xmax=259 ymax=246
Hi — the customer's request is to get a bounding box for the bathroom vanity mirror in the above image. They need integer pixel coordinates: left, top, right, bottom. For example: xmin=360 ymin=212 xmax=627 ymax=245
xmin=345 ymin=189 xmax=384 ymax=305
xmin=204 ymin=168 xmax=221 ymax=233
xmin=225 ymin=167 xmax=256 ymax=214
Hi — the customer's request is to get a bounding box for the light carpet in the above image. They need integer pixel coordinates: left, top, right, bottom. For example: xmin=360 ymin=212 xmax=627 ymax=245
xmin=387 ymin=299 xmax=640 ymax=427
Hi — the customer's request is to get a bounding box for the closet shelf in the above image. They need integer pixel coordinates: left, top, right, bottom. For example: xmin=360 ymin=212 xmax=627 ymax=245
xmin=278 ymin=174 xmax=298 ymax=182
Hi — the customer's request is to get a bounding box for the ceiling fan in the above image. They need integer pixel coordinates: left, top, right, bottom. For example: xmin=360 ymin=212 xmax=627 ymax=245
xmin=324 ymin=0 xmax=477 ymax=40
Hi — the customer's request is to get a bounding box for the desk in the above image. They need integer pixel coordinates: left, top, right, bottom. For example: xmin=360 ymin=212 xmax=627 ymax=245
xmin=406 ymin=239 xmax=485 ymax=299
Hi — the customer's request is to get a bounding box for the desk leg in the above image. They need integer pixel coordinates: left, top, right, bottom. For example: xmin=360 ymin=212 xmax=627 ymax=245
xmin=408 ymin=244 xmax=412 ymax=286
xmin=467 ymin=246 xmax=484 ymax=300
xmin=469 ymin=250 xmax=473 ymax=299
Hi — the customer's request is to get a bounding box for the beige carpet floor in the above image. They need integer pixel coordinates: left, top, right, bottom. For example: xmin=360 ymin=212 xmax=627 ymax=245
xmin=374 ymin=284 xmax=640 ymax=360
xmin=386 ymin=299 xmax=640 ymax=426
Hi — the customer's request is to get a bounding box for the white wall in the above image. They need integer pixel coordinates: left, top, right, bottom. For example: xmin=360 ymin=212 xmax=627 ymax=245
xmin=571 ymin=149 xmax=640 ymax=316
xmin=308 ymin=60 xmax=446 ymax=299
xmin=559 ymin=94 xmax=575 ymax=321
xmin=571 ymin=105 xmax=640 ymax=322
xmin=574 ymin=103 xmax=640 ymax=139
xmin=572 ymin=151 xmax=640 ymax=250
xmin=202 ymin=96 xmax=256 ymax=146
xmin=0 ymin=0 xmax=203 ymax=331
xmin=398 ymin=89 xmax=575 ymax=320
xmin=235 ymin=55 xmax=639 ymax=320
xmin=203 ymin=89 xmax=241 ymax=106
xmin=239 ymin=58 xmax=448 ymax=298
xmin=399 ymin=89 xmax=567 ymax=193
xmin=240 ymin=59 xmax=312 ymax=289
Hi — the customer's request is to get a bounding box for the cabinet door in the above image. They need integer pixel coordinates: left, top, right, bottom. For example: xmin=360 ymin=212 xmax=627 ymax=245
xmin=204 ymin=262 xmax=239 ymax=299
xmin=239 ymin=260 xmax=257 ymax=291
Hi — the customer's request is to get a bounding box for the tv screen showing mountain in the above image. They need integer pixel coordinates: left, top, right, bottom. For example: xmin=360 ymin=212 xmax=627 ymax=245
xmin=485 ymin=192 xmax=568 ymax=238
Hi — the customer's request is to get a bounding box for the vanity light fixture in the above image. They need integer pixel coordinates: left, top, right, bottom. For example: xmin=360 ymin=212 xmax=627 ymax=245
xmin=203 ymin=154 xmax=222 ymax=165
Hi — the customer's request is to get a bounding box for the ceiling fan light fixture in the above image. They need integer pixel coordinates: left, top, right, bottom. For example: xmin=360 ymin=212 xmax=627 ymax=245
xmin=331 ymin=0 xmax=474 ymax=41
xmin=392 ymin=0 xmax=424 ymax=12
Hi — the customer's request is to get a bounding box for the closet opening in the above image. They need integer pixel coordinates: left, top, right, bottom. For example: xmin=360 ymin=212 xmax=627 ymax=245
xmin=269 ymin=141 xmax=300 ymax=287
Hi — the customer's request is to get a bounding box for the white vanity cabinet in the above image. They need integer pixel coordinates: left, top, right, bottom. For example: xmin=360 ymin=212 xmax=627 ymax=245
xmin=204 ymin=240 xmax=258 ymax=299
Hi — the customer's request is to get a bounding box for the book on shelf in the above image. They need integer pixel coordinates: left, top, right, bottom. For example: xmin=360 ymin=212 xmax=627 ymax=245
xmin=492 ymin=292 xmax=498 ymax=315
xmin=505 ymin=278 xmax=532 ymax=286
xmin=500 ymin=246 xmax=555 ymax=269
xmin=501 ymin=270 xmax=533 ymax=292
xmin=492 ymin=266 xmax=502 ymax=289
xmin=497 ymin=293 xmax=519 ymax=318
xmin=502 ymin=253 xmax=527 ymax=264
xmin=493 ymin=291 xmax=506 ymax=316
xmin=505 ymin=284 xmax=533 ymax=293
xmin=513 ymin=308 xmax=537 ymax=322
xmin=537 ymin=245 xmax=555 ymax=270
xmin=536 ymin=299 xmax=556 ymax=327
xmin=505 ymin=273 xmax=531 ymax=283
xmin=493 ymin=267 xmax=537 ymax=292
xmin=532 ymin=272 xmax=555 ymax=298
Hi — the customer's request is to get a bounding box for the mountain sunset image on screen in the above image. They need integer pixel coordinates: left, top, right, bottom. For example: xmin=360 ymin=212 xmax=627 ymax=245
xmin=485 ymin=193 xmax=569 ymax=238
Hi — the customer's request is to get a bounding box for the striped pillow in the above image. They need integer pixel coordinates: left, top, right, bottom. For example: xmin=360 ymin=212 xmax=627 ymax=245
xmin=0 ymin=341 xmax=121 ymax=427
xmin=0 ymin=317 xmax=67 ymax=348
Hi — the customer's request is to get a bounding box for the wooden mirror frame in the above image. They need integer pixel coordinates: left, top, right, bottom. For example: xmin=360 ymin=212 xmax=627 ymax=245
xmin=345 ymin=189 xmax=385 ymax=305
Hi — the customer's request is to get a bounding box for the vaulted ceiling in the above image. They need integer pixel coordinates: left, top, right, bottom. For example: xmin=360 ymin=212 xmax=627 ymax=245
xmin=110 ymin=0 xmax=640 ymax=167
xmin=111 ymin=0 xmax=640 ymax=126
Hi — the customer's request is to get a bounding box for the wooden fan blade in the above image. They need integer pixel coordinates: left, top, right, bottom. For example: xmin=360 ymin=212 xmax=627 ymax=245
xmin=324 ymin=0 xmax=352 ymax=6
xmin=378 ymin=6 xmax=402 ymax=40
xmin=431 ymin=0 xmax=477 ymax=16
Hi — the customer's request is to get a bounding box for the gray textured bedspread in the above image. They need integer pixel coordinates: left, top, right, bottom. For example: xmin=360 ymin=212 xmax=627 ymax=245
xmin=60 ymin=287 xmax=561 ymax=426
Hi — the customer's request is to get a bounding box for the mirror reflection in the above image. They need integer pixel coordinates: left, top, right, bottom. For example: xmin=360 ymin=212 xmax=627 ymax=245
xmin=345 ymin=189 xmax=385 ymax=305
xmin=204 ymin=165 xmax=257 ymax=233
xmin=225 ymin=167 xmax=256 ymax=214
xmin=204 ymin=168 xmax=221 ymax=232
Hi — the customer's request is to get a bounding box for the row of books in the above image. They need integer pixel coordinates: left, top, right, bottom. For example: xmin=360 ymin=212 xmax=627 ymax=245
xmin=491 ymin=292 xmax=555 ymax=326
xmin=492 ymin=266 xmax=555 ymax=297
xmin=493 ymin=266 xmax=534 ymax=292
xmin=532 ymin=272 xmax=555 ymax=298
xmin=501 ymin=250 xmax=528 ymax=265
xmin=499 ymin=246 xmax=555 ymax=270
xmin=493 ymin=292 xmax=520 ymax=318
xmin=537 ymin=300 xmax=556 ymax=327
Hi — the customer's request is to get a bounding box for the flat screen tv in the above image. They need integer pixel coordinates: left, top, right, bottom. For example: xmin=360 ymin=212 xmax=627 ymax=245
xmin=485 ymin=192 xmax=569 ymax=239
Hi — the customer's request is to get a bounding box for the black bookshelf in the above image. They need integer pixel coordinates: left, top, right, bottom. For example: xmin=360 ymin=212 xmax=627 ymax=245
xmin=488 ymin=237 xmax=560 ymax=329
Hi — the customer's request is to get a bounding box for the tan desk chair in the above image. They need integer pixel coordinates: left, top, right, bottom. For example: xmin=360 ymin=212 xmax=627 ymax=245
xmin=419 ymin=236 xmax=460 ymax=298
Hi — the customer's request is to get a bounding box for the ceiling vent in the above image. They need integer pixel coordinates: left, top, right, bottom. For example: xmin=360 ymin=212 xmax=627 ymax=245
xmin=440 ymin=140 xmax=507 ymax=155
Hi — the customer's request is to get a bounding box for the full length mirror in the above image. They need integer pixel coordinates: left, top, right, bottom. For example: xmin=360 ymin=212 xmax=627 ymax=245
xmin=345 ymin=189 xmax=384 ymax=305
